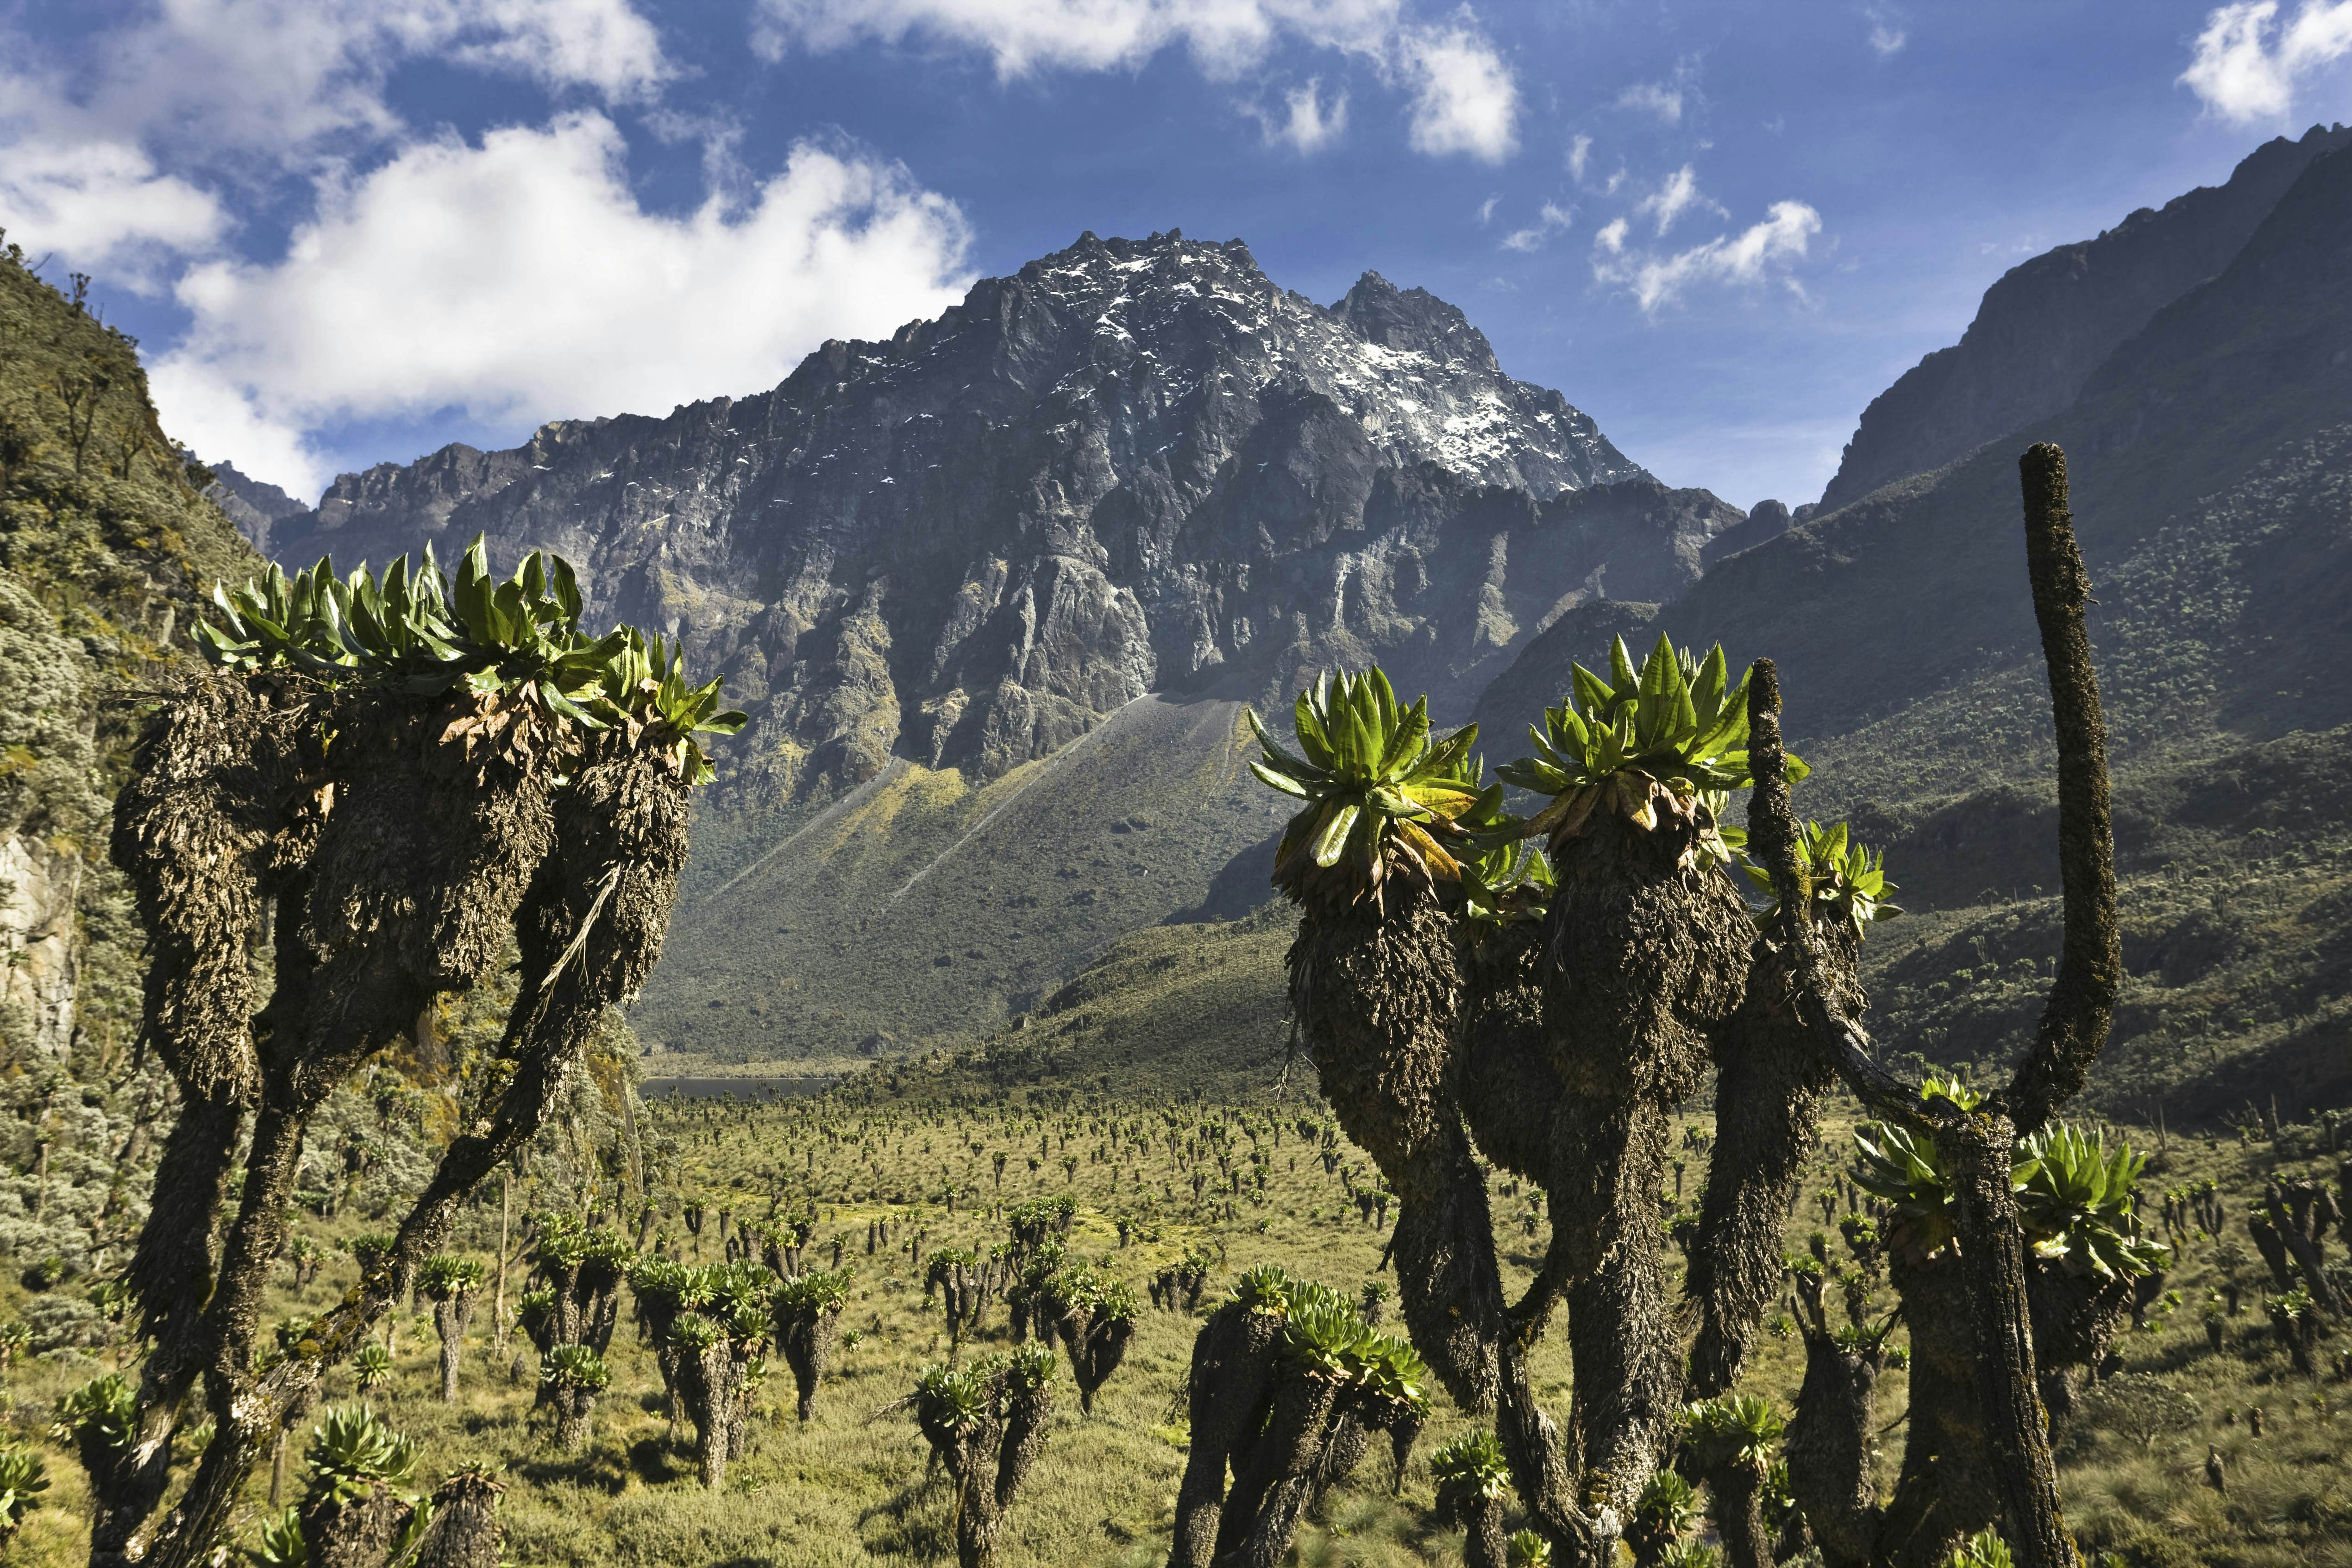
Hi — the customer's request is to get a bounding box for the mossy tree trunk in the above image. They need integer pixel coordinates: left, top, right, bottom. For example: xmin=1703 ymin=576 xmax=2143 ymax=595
xmin=102 ymin=696 xmax=692 ymax=1568
xmin=435 ymin=1289 xmax=474 ymax=1403
xmin=1748 ymin=440 xmax=2120 ymax=1568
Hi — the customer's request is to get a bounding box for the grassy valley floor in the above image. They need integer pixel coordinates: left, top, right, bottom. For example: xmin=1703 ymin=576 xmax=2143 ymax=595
xmin=4 ymin=1086 xmax=2346 ymax=1567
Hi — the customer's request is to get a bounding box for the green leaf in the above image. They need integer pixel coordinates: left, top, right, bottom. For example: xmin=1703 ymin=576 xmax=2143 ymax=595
xmin=1249 ymin=760 xmax=1313 ymax=798
xmin=1311 ymin=803 xmax=1360 ymax=867
xmin=1609 ymin=635 xmax=1638 ymax=696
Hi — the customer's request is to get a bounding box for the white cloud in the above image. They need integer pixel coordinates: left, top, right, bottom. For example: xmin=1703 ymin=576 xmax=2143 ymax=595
xmin=2180 ymin=0 xmax=2352 ymax=121
xmin=1615 ymin=81 xmax=1683 ymax=122
xmin=0 ymin=0 xmax=969 ymax=500
xmin=153 ymin=116 xmax=973 ymax=496
xmin=1401 ymin=23 xmax=1518 ymax=161
xmin=754 ymin=0 xmax=1400 ymax=78
xmin=1478 ymin=194 xmax=1499 ymax=222
xmin=1566 ymin=132 xmax=1593 ymax=180
xmin=0 ymin=134 xmax=226 ymax=282
xmin=1591 ymin=199 xmax=1821 ymax=314
xmin=89 ymin=0 xmax=667 ymax=157
xmin=755 ymin=0 xmax=1517 ymax=161
xmin=0 ymin=0 xmax=673 ymax=270
xmin=1258 ymin=77 xmax=1350 ymax=152
xmin=1500 ymin=200 xmax=1571 ymax=251
xmin=1634 ymin=163 xmax=1722 ymax=236
xmin=1865 ymin=5 xmax=1907 ymax=55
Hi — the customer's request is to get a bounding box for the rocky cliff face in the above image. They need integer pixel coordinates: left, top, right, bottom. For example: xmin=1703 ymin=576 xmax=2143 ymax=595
xmin=1818 ymin=123 xmax=2352 ymax=512
xmin=260 ymin=230 xmax=1728 ymax=814
xmin=205 ymin=461 xmax=309 ymax=558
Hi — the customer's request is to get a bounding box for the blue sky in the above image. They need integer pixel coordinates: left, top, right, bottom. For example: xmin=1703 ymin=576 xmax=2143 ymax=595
xmin=5 ymin=0 xmax=2350 ymax=512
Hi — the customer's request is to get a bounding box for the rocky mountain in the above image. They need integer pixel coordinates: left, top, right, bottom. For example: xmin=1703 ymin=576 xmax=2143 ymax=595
xmin=1819 ymin=122 xmax=2352 ymax=512
xmin=204 ymin=460 xmax=309 ymax=557
xmin=251 ymin=232 xmax=1725 ymax=827
xmin=232 ymin=232 xmax=1766 ymax=1062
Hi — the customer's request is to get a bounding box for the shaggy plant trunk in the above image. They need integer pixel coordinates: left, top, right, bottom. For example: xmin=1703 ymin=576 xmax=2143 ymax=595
xmin=1167 ymin=1299 xmax=1284 ymax=1568
xmin=1539 ymin=791 xmax=1750 ymax=1519
xmin=410 ymin=1470 xmax=504 ymax=1568
xmin=1785 ymin=1308 xmax=1885 ymax=1568
xmin=554 ymin=1384 xmax=599 ymax=1455
xmin=1447 ymin=1491 xmax=1510 ymax=1568
xmin=727 ymin=1350 xmax=757 ymax=1462
xmin=1210 ymin=1370 xmax=1368 ymax=1568
xmin=1064 ymin=1309 xmax=1135 ymax=1416
xmin=654 ymin=1342 xmax=686 ymax=1438
xmin=435 ymin=1292 xmax=474 ymax=1403
xmin=1455 ymin=923 xmax=1559 ymax=1186
xmin=300 ymin=1480 xmax=414 ymax=1568
xmin=1706 ymin=1461 xmax=1774 ymax=1568
xmin=1685 ymin=928 xmax=1852 ymax=1396
xmin=1453 ymin=938 xmax=1607 ymax=1562
xmin=116 ymin=723 xmax=692 ymax=1568
xmin=924 ymin=1374 xmax=1055 ymax=1568
xmin=780 ymin=1307 xmax=839 ymax=1423
xmin=1944 ymin=1118 xmax=2079 ymax=1568
xmin=1744 ymin=440 xmax=2120 ymax=1568
xmin=2026 ymin=1261 xmax=2132 ymax=1439
xmin=1288 ymin=895 xmax=1503 ymax=1412
xmin=678 ymin=1342 xmax=744 ymax=1486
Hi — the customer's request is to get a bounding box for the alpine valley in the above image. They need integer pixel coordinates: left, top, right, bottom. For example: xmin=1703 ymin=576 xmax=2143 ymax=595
xmin=214 ymin=126 xmax=2352 ymax=1119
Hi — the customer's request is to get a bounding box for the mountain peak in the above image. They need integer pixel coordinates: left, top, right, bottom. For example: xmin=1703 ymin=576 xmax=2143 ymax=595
xmin=1334 ymin=270 xmax=1499 ymax=374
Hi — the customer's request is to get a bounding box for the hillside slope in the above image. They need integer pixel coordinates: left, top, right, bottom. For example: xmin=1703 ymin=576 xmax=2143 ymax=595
xmin=634 ymin=693 xmax=1276 ymax=1065
xmin=1481 ymin=140 xmax=2352 ymax=803
xmin=0 ymin=237 xmax=261 ymax=1278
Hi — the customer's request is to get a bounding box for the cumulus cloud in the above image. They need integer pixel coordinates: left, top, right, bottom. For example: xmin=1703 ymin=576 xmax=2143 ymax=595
xmin=4 ymin=0 xmax=979 ymax=496
xmin=2180 ymin=0 xmax=2352 ymax=121
xmin=1401 ymin=24 xmax=1518 ymax=160
xmin=153 ymin=116 xmax=973 ymax=497
xmin=1500 ymin=200 xmax=1571 ymax=251
xmin=0 ymin=134 xmax=226 ymax=282
xmin=0 ymin=0 xmax=673 ymax=266
xmin=1591 ymin=199 xmax=1822 ymax=314
xmin=1255 ymin=78 xmax=1350 ymax=151
xmin=1566 ymin=132 xmax=1593 ymax=180
xmin=757 ymin=0 xmax=1517 ymax=160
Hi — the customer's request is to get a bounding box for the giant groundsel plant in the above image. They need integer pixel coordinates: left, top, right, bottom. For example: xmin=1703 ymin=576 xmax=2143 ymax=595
xmin=1249 ymin=668 xmax=1484 ymax=910
xmin=1237 ymin=443 xmax=2126 ymax=1568
xmin=86 ymin=538 xmax=724 ymax=1568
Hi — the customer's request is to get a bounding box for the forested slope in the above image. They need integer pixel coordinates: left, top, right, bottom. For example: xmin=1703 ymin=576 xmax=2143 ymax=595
xmin=0 ymin=236 xmax=258 ymax=1312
